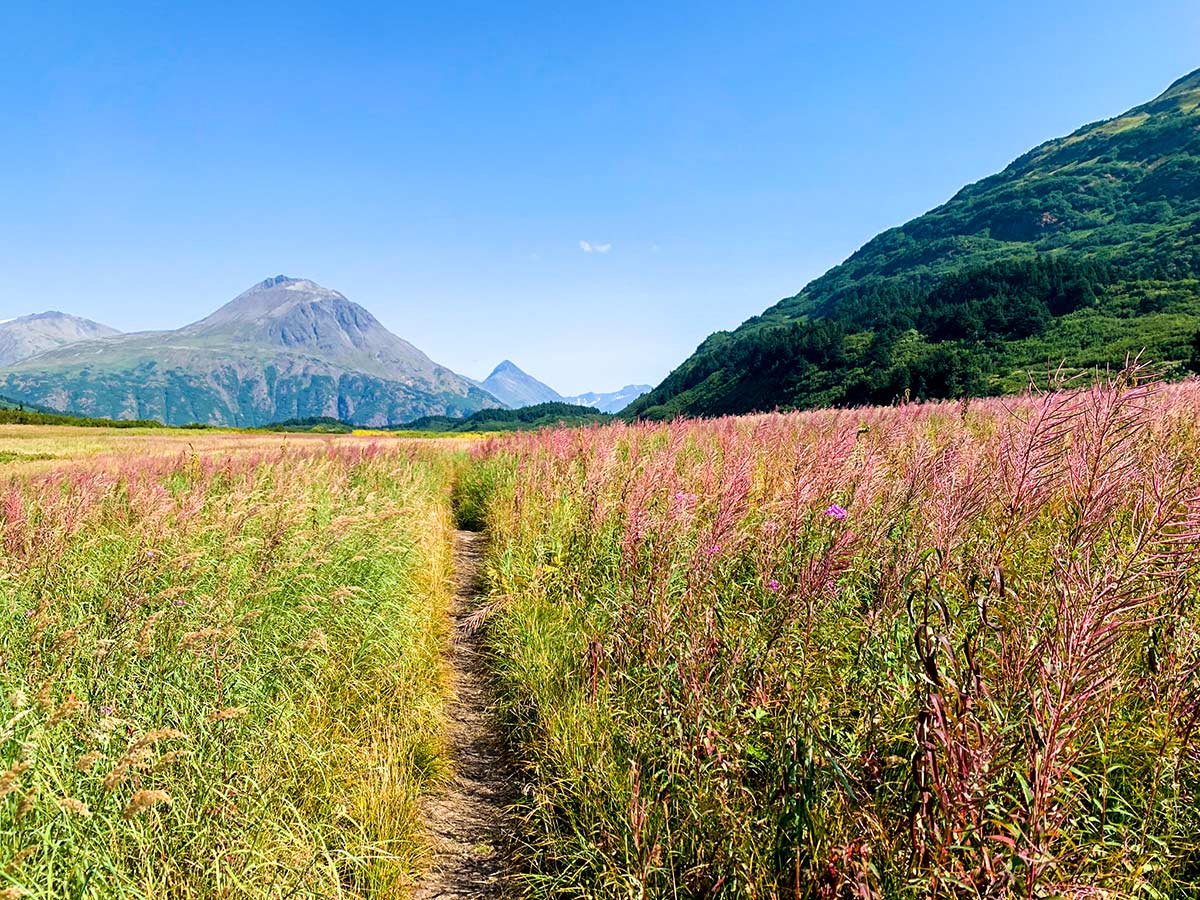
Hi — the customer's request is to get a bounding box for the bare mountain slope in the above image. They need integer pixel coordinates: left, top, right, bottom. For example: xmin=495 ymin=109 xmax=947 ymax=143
xmin=0 ymin=312 xmax=119 ymax=367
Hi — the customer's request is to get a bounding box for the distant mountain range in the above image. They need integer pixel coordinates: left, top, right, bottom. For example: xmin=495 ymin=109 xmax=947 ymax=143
xmin=0 ymin=277 xmax=499 ymax=427
xmin=629 ymin=67 xmax=1200 ymax=419
xmin=0 ymin=279 xmax=649 ymax=427
xmin=561 ymin=385 xmax=653 ymax=414
xmin=0 ymin=312 xmax=119 ymax=367
xmin=476 ymin=360 xmax=649 ymax=414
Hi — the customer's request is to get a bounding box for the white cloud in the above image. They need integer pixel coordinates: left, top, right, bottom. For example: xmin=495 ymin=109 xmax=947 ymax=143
xmin=579 ymin=240 xmax=612 ymax=254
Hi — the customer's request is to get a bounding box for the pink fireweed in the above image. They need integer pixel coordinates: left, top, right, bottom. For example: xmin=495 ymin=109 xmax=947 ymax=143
xmin=824 ymin=502 xmax=848 ymax=521
xmin=429 ymin=362 xmax=1200 ymax=898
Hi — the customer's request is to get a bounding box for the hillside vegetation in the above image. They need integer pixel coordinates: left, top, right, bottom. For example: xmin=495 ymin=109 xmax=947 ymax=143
xmin=403 ymin=401 xmax=609 ymax=433
xmin=629 ymin=69 xmax=1200 ymax=418
xmin=0 ymin=405 xmax=173 ymax=429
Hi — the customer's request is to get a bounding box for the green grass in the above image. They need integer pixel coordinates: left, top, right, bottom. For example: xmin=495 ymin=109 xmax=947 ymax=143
xmin=0 ymin=444 xmax=458 ymax=898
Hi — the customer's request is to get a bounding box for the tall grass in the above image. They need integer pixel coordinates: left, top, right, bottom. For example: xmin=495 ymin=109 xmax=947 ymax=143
xmin=0 ymin=442 xmax=457 ymax=898
xmin=474 ymin=369 xmax=1200 ymax=898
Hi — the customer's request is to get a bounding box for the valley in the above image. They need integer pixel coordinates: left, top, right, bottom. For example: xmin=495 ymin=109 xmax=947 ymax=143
xmin=2 ymin=362 xmax=1198 ymax=897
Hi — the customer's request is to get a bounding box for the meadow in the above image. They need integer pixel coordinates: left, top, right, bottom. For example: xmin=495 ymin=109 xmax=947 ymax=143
xmin=467 ymin=366 xmax=1200 ymax=898
xmin=2 ymin=369 xmax=1200 ymax=899
xmin=0 ymin=429 xmax=461 ymax=898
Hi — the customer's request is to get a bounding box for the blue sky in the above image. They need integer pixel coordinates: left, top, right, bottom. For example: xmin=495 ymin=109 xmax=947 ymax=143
xmin=2 ymin=2 xmax=1198 ymax=394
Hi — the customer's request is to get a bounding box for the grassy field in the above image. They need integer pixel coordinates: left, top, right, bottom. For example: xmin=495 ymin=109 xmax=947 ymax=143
xmin=465 ymin=367 xmax=1200 ymax=898
xmin=3 ymin=371 xmax=1200 ymax=898
xmin=0 ymin=429 xmax=460 ymax=898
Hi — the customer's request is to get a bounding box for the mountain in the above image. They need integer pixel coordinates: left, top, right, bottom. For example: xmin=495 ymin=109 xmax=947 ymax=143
xmin=477 ymin=361 xmax=649 ymax=413
xmin=479 ymin=360 xmax=563 ymax=407
xmin=0 ymin=276 xmax=499 ymax=427
xmin=628 ymin=68 xmax=1200 ymax=419
xmin=0 ymin=312 xmax=119 ymax=367
xmin=561 ymin=385 xmax=652 ymax=414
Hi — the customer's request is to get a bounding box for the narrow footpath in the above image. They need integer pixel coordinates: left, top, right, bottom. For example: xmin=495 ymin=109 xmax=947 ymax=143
xmin=414 ymin=530 xmax=517 ymax=900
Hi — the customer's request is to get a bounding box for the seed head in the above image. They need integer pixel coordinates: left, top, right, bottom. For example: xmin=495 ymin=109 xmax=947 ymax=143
xmin=122 ymin=789 xmax=171 ymax=819
xmin=207 ymin=707 xmax=246 ymax=723
xmin=56 ymin=797 xmax=91 ymax=818
xmin=136 ymin=611 xmax=167 ymax=657
xmin=151 ymin=749 xmax=190 ymax=772
xmin=74 ymin=751 xmax=103 ymax=772
xmin=299 ymin=628 xmax=328 ymax=653
xmin=0 ymin=761 xmax=31 ymax=798
xmin=48 ymin=694 xmax=85 ymax=725
xmin=15 ymin=787 xmax=37 ymax=821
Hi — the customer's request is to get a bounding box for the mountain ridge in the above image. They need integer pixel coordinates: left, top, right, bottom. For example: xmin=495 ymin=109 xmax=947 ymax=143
xmin=628 ymin=66 xmax=1200 ymax=419
xmin=0 ymin=277 xmax=499 ymax=427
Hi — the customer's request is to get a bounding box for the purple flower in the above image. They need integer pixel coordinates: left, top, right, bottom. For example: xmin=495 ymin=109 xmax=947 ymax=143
xmin=172 ymin=598 xmax=187 ymax=607
xmin=824 ymin=503 xmax=848 ymax=522
xmin=766 ymin=578 xmax=781 ymax=592
xmin=99 ymin=705 xmax=115 ymax=716
xmin=703 ymin=544 xmax=721 ymax=557
xmin=23 ymin=609 xmax=35 ymax=618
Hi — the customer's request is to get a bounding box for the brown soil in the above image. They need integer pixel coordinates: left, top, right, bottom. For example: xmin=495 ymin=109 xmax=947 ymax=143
xmin=413 ymin=530 xmax=518 ymax=900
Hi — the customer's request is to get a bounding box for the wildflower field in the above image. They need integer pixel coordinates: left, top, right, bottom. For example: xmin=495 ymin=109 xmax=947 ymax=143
xmin=467 ymin=370 xmax=1200 ymax=898
xmin=3 ymin=369 xmax=1200 ymax=899
xmin=0 ymin=431 xmax=459 ymax=898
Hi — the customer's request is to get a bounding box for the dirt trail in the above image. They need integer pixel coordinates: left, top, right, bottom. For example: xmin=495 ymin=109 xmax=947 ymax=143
xmin=414 ymin=530 xmax=517 ymax=900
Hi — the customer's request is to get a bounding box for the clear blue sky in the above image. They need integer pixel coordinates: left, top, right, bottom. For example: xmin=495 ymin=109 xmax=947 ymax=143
xmin=2 ymin=2 xmax=1197 ymax=394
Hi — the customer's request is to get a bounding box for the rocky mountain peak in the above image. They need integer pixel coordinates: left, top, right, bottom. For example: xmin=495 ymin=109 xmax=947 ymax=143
xmin=488 ymin=360 xmax=522 ymax=378
xmin=480 ymin=360 xmax=563 ymax=408
xmin=184 ymin=276 xmax=356 ymax=334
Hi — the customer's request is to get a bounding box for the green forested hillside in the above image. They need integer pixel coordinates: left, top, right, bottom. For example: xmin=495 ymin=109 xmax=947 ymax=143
xmin=628 ymin=68 xmax=1200 ymax=418
xmin=403 ymin=402 xmax=609 ymax=432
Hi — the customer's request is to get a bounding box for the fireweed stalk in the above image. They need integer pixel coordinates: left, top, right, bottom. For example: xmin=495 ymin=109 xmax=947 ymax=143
xmin=0 ymin=442 xmax=458 ymax=899
xmin=473 ymin=366 xmax=1200 ymax=899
